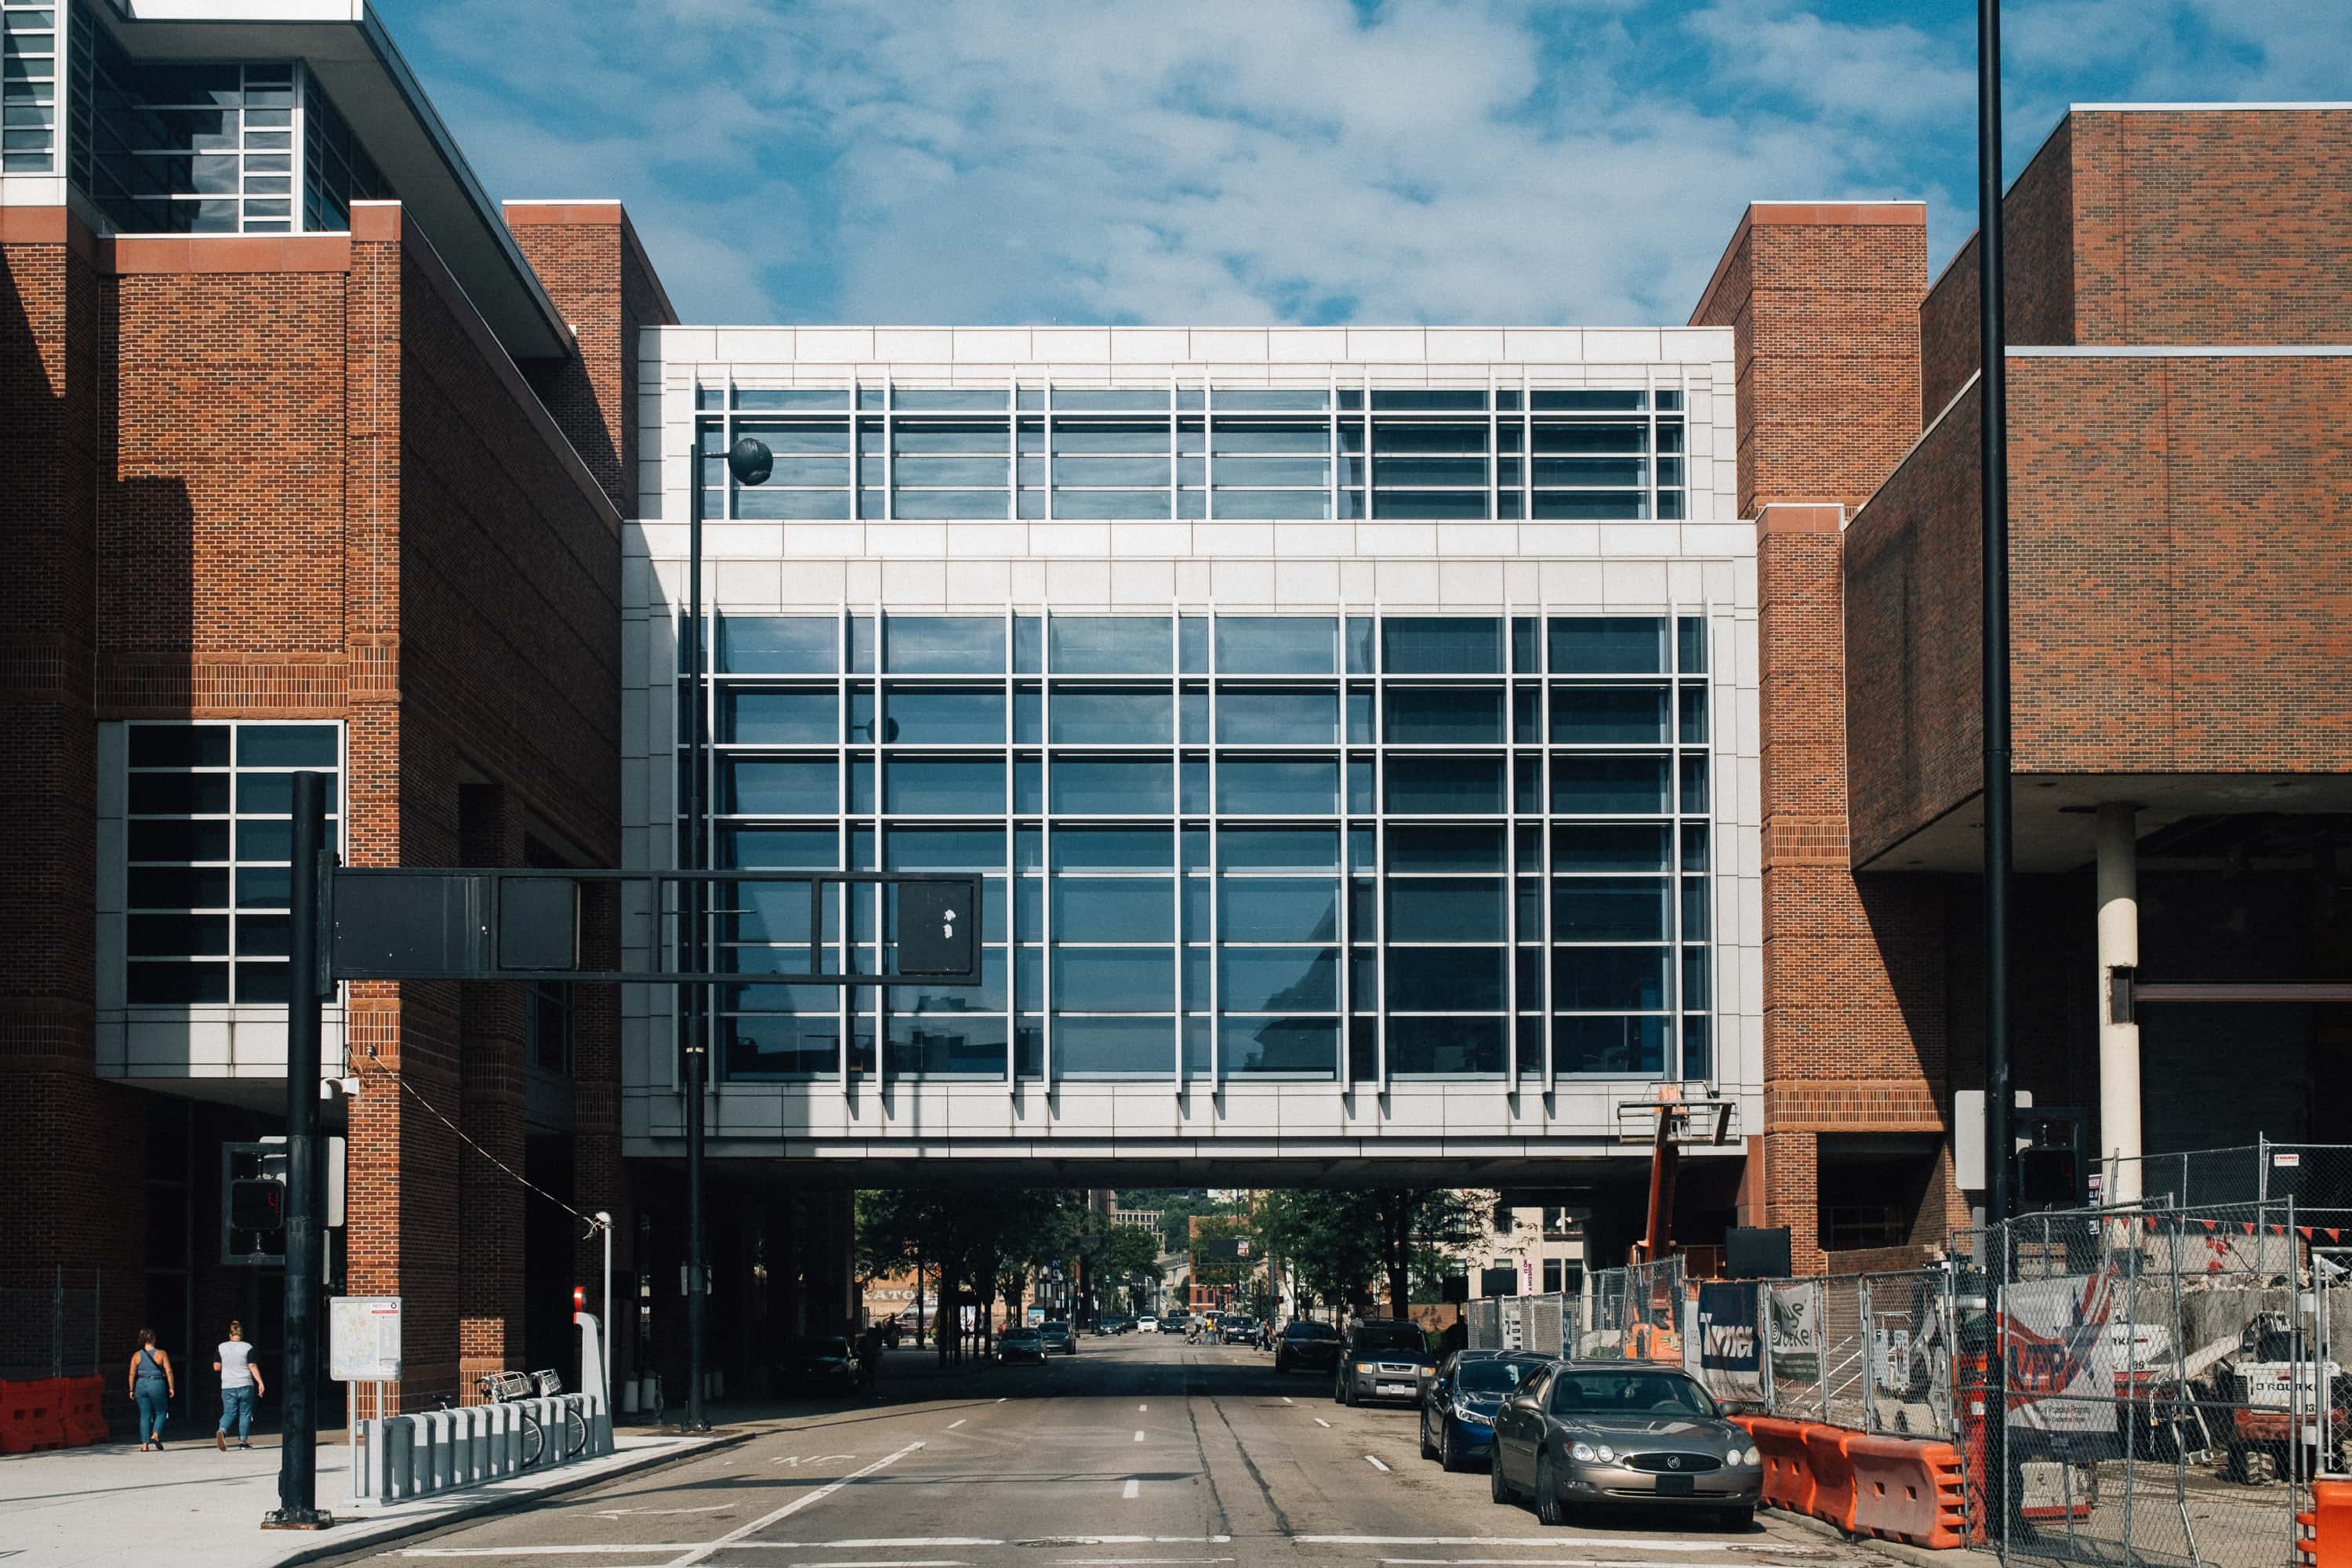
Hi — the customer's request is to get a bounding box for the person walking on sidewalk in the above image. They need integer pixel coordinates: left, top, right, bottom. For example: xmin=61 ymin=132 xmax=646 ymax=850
xmin=212 ymin=1320 xmax=264 ymax=1450
xmin=126 ymin=1329 xmax=176 ymax=1450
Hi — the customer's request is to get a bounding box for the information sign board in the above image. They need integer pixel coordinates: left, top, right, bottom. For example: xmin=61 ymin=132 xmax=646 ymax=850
xmin=329 ymin=1295 xmax=402 ymax=1382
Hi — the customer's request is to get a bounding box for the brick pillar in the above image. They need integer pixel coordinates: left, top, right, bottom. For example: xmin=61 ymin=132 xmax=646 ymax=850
xmin=457 ymin=782 xmax=526 ymax=1395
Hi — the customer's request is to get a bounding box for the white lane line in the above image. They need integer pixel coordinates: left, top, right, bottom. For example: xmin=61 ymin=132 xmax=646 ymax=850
xmin=662 ymin=1439 xmax=926 ymax=1567
xmin=1138 ymin=1403 xmax=1149 ymax=1410
xmin=1297 ymin=1541 xmax=1819 ymax=1552
xmin=1313 ymin=1417 xmax=1331 ymax=1428
xmin=996 ymin=1396 xmax=1008 ymax=1403
xmin=1281 ymin=1396 xmax=1293 ymax=1404
xmin=947 ymin=1417 xmax=967 ymax=1428
xmin=1133 ymin=1428 xmax=1146 ymax=1441
xmin=1364 ymin=1454 xmax=1392 ymax=1472
xmin=405 ymin=1551 xmax=700 ymax=1559
xmin=1123 ymin=1478 xmax=1142 ymax=1499
xmin=1378 ymin=1561 xmax=1797 ymax=1567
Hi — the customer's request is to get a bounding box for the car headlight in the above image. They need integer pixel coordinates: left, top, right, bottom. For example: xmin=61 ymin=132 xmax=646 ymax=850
xmin=1728 ymin=1446 xmax=1746 ymax=1465
xmin=1595 ymin=1444 xmax=1615 ymax=1462
xmin=1744 ymin=1446 xmax=1760 ymax=1466
xmin=1454 ymin=1403 xmax=1492 ymax=1425
xmin=1572 ymin=1441 xmax=1598 ymax=1462
xmin=1357 ymin=1362 xmax=1374 ymax=1373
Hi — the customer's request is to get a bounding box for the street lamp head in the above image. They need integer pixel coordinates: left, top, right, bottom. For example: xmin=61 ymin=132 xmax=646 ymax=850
xmin=728 ymin=435 xmax=774 ymax=487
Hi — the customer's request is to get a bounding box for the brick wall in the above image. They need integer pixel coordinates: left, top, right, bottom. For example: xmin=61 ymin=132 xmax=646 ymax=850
xmin=1690 ymin=203 xmax=1927 ymax=517
xmin=0 ymin=198 xmax=641 ymax=1410
xmin=1922 ymin=108 xmax=2352 ymax=419
xmin=1846 ymin=354 xmax=2352 ymax=864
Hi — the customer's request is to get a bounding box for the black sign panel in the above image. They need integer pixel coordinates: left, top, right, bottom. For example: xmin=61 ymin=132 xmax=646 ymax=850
xmin=897 ymin=878 xmax=976 ymax=977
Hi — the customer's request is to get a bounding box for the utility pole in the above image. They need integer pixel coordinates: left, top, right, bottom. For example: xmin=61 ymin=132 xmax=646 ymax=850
xmin=263 ymin=771 xmax=331 ymax=1529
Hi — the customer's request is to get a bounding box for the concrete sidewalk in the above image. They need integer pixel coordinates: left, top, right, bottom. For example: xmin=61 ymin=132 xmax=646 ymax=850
xmin=0 ymin=1424 xmax=732 ymax=1568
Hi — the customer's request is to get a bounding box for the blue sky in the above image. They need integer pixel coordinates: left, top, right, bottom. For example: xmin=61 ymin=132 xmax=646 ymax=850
xmin=374 ymin=0 xmax=2346 ymax=328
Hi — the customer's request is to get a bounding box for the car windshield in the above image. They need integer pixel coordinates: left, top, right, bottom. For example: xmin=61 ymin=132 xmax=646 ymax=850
xmin=1285 ymin=1322 xmax=1338 ymax=1340
xmin=1004 ymin=1330 xmax=1040 ymax=1341
xmin=785 ymin=1337 xmax=849 ymax=1357
xmin=1355 ymin=1324 xmax=1428 ymax=1353
xmin=1549 ymin=1369 xmax=1719 ymax=1417
xmin=1456 ymin=1359 xmax=1537 ymax=1395
xmin=1043 ymin=1322 xmax=1069 ymax=1332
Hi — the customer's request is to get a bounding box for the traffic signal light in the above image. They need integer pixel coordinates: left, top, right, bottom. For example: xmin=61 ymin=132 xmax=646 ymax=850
xmin=231 ymin=1177 xmax=285 ymax=1233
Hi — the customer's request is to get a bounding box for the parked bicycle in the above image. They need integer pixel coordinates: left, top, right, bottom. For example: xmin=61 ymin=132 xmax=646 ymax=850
xmin=471 ymin=1367 xmax=587 ymax=1465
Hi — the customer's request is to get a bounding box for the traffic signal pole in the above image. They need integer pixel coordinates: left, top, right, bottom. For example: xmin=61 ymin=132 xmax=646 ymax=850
xmin=263 ymin=770 xmax=331 ymax=1529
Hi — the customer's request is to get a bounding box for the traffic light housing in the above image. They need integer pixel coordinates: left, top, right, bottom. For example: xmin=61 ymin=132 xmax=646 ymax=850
xmin=231 ymin=1176 xmax=285 ymax=1233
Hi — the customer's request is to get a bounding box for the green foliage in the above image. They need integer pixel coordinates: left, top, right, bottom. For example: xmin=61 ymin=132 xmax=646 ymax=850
xmin=1259 ymin=1186 xmax=1493 ymax=1319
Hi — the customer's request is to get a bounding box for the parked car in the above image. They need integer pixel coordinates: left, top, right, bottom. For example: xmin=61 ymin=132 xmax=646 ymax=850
xmin=1489 ymin=1362 xmax=1762 ymax=1529
xmin=1334 ymin=1319 xmax=1436 ymax=1406
xmin=997 ymin=1327 xmax=1047 ymax=1365
xmin=1094 ymin=1316 xmax=1131 ymax=1335
xmin=1219 ymin=1316 xmax=1259 ymax=1345
xmin=775 ymin=1334 xmax=858 ymax=1392
xmin=1040 ymin=1320 xmax=1079 ymax=1356
xmin=1275 ymin=1319 xmax=1341 ymax=1376
xmin=1137 ymin=1315 xmax=1160 ymax=1334
xmin=1421 ymin=1351 xmax=1548 ymax=1471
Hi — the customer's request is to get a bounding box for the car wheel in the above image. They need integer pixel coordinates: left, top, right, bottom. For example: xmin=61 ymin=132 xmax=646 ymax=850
xmin=1440 ymin=1422 xmax=1463 ymax=1474
xmin=1333 ymin=1374 xmax=1345 ymax=1405
xmin=1490 ymin=1447 xmax=1515 ymax=1504
xmin=1420 ymin=1413 xmax=1439 ymax=1461
xmin=1719 ymin=1505 xmax=1753 ymax=1532
xmin=1535 ymin=1450 xmax=1568 ymax=1528
xmin=1343 ymin=1377 xmax=1359 ymax=1408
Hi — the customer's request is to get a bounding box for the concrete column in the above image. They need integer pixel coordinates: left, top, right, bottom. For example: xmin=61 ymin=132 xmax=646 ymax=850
xmin=2096 ymin=803 xmax=2143 ymax=1202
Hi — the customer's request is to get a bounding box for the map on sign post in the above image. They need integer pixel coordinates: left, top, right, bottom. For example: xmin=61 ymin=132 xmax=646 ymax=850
xmin=328 ymin=1295 xmax=403 ymax=1382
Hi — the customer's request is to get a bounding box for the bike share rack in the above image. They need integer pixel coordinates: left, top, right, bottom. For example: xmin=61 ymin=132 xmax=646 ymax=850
xmin=351 ymin=1313 xmax=615 ymax=1506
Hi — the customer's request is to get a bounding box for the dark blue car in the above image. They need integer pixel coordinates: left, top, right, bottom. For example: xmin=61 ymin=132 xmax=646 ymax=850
xmin=1419 ymin=1350 xmax=1549 ymax=1472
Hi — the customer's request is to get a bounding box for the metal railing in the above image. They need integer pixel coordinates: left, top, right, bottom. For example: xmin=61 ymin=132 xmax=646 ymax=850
xmin=0 ymin=1269 xmax=101 ymax=1381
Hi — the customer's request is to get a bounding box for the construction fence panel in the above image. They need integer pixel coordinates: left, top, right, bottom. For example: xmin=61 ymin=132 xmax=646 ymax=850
xmin=0 ymin=1269 xmax=102 ymax=1381
xmin=1466 ymin=1297 xmax=1500 ymax=1351
xmin=1991 ymin=1200 xmax=2328 ymax=1568
xmin=1820 ymin=1272 xmax=1868 ymax=1431
xmin=1861 ymin=1268 xmax=1958 ymax=1439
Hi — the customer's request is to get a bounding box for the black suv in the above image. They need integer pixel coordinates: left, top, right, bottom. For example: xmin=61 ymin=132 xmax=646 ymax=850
xmin=1275 ymin=1319 xmax=1341 ymax=1376
xmin=1334 ymin=1319 xmax=1436 ymax=1406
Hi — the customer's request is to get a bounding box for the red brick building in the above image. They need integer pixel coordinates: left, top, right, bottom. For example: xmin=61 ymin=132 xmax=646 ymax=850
xmin=1697 ymin=106 xmax=2352 ymax=1271
xmin=0 ymin=4 xmax=672 ymax=1419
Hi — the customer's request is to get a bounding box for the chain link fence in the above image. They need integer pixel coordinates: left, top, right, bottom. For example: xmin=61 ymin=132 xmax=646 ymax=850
xmin=0 ymin=1269 xmax=103 ymax=1381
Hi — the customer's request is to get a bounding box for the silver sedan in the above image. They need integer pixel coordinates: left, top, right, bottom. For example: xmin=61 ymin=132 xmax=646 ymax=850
xmin=1490 ymin=1362 xmax=1762 ymax=1530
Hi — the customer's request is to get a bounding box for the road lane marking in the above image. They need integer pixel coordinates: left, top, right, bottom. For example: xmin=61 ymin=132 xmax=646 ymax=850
xmin=663 ymin=1439 xmax=927 ymax=1567
xmin=1313 ymin=1417 xmax=1330 ymax=1428
xmin=1377 ymin=1561 xmax=1798 ymax=1567
xmin=771 ymin=1453 xmax=858 ymax=1467
xmin=1296 ymin=1541 xmax=1819 ymax=1552
xmin=1364 ymin=1454 xmax=1392 ymax=1472
xmin=1123 ymin=1478 xmax=1142 ymax=1499
xmin=1138 ymin=1403 xmax=1148 ymax=1410
xmin=947 ymin=1418 xmax=966 ymax=1428
xmin=591 ymin=1504 xmax=733 ymax=1519
xmin=1133 ymin=1429 xmax=1145 ymax=1441
xmin=1281 ymin=1396 xmax=1293 ymax=1404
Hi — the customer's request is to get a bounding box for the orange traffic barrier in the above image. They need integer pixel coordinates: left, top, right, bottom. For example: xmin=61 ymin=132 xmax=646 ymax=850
xmin=1847 ymin=1432 xmax=1976 ymax=1549
xmin=60 ymin=1375 xmax=109 ymax=1446
xmin=2299 ymin=1477 xmax=2352 ymax=1568
xmin=0 ymin=1379 xmax=68 ymax=1454
xmin=1802 ymin=1421 xmax=1857 ymax=1532
xmin=1737 ymin=1414 xmax=1817 ymax=1518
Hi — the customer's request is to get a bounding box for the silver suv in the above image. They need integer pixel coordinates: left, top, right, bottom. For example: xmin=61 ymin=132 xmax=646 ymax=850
xmin=1334 ymin=1319 xmax=1436 ymax=1406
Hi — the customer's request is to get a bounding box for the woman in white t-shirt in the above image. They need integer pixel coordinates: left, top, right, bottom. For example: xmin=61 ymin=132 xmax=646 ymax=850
xmin=213 ymin=1319 xmax=265 ymax=1450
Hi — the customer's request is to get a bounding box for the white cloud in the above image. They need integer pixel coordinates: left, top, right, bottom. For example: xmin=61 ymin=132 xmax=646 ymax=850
xmin=381 ymin=0 xmax=2336 ymax=328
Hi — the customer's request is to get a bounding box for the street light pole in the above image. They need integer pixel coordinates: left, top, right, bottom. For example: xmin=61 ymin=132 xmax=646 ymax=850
xmin=1976 ymin=0 xmax=2015 ymax=1543
xmin=682 ymin=438 xmax=710 ymax=1433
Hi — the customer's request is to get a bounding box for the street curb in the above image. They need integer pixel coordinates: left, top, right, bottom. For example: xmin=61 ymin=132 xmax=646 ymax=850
xmin=1764 ymin=1504 xmax=2002 ymax=1568
xmin=269 ymin=1428 xmax=753 ymax=1568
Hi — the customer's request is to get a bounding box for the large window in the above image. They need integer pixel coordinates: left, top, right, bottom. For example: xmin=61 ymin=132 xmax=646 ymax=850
xmin=2 ymin=2 xmax=57 ymax=172
xmin=684 ymin=613 xmax=1716 ymax=1086
xmin=695 ymin=382 xmax=1688 ymax=524
xmin=122 ymin=721 xmax=339 ymax=1006
xmin=65 ymin=5 xmax=387 ymax=236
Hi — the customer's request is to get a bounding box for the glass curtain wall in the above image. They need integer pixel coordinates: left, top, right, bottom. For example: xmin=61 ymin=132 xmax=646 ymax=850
xmin=681 ymin=612 xmax=1715 ymax=1088
xmin=698 ymin=383 xmax=1688 ymax=524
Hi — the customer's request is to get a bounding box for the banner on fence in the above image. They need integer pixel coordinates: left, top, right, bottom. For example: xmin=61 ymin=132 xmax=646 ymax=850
xmin=1768 ymin=1283 xmax=1819 ymax=1382
xmin=1691 ymin=1282 xmax=1764 ymax=1400
xmin=2003 ymin=1269 xmax=2120 ymax=1433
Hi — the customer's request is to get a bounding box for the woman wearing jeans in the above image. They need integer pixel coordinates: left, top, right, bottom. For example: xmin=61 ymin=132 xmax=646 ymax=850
xmin=126 ymin=1330 xmax=176 ymax=1450
xmin=212 ymin=1320 xmax=264 ymax=1450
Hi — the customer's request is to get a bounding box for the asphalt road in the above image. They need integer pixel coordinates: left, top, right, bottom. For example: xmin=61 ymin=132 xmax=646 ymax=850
xmin=335 ymin=1334 xmax=1878 ymax=1568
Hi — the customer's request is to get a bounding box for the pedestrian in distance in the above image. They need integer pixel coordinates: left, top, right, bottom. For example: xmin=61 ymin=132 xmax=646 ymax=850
xmin=127 ymin=1329 xmax=176 ymax=1450
xmin=212 ymin=1319 xmax=265 ymax=1450
xmin=858 ymin=1321 xmax=885 ymax=1398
